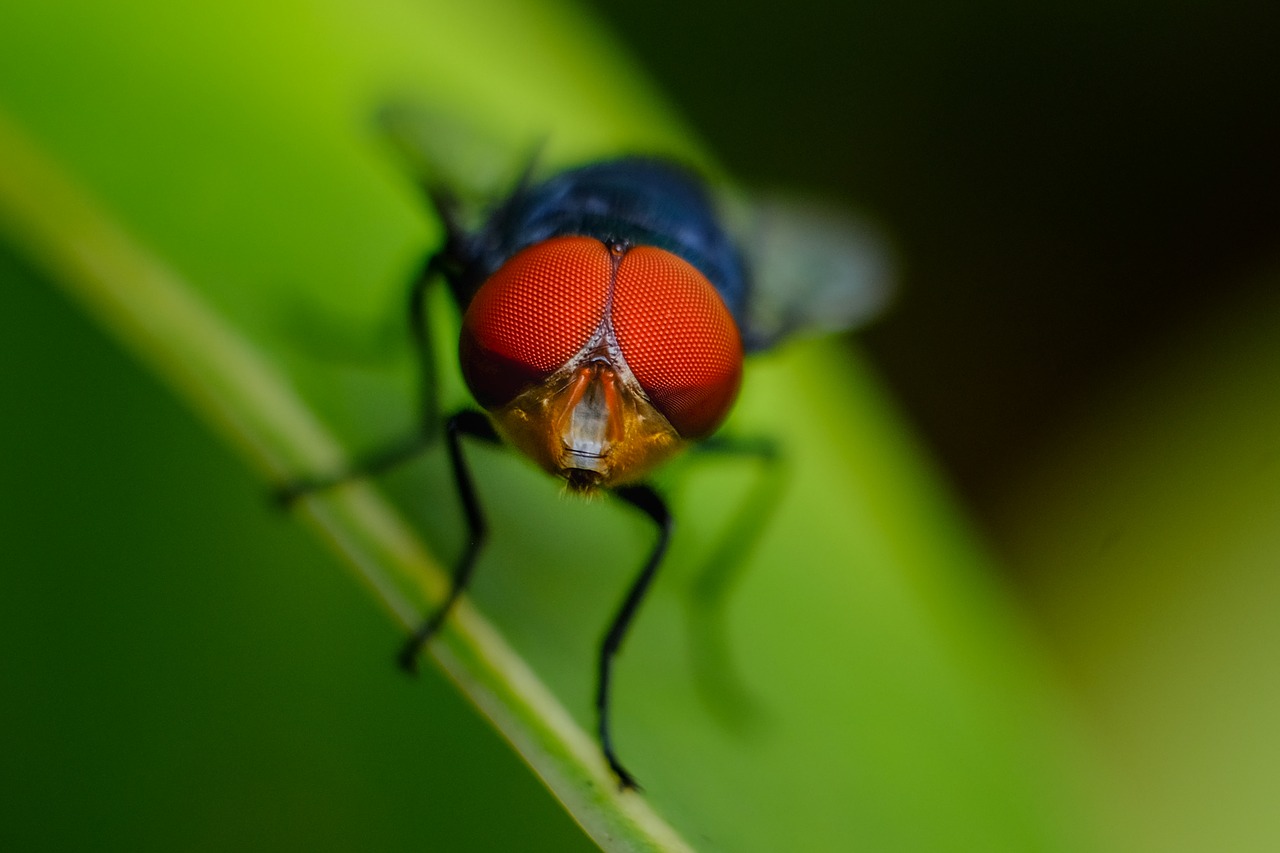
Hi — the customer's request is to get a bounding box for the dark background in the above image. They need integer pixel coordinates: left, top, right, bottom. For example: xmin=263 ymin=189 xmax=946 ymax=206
xmin=591 ymin=0 xmax=1280 ymax=517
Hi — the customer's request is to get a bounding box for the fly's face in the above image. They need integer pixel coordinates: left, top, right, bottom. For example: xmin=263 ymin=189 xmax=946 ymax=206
xmin=459 ymin=235 xmax=743 ymax=491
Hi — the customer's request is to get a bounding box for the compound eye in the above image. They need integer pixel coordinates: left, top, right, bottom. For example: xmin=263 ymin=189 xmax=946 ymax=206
xmin=459 ymin=236 xmax=612 ymax=409
xmin=613 ymin=247 xmax=743 ymax=438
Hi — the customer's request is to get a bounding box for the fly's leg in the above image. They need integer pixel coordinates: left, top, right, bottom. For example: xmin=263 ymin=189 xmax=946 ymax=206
xmin=598 ymin=484 xmax=673 ymax=791
xmin=397 ymin=409 xmax=498 ymax=672
xmin=406 ymin=251 xmax=446 ymax=436
xmin=273 ymin=431 xmax=435 ymax=507
xmin=684 ymin=435 xmax=784 ymax=726
xmin=273 ymin=251 xmax=449 ymax=506
xmin=686 ymin=435 xmax=781 ymax=603
xmin=275 ymin=240 xmax=497 ymax=672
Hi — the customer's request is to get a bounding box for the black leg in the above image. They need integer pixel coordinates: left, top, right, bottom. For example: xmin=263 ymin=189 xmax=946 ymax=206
xmin=273 ymin=431 xmax=435 ymax=507
xmin=397 ymin=409 xmax=499 ymax=673
xmin=407 ymin=250 xmax=451 ymax=435
xmin=597 ymin=483 xmax=673 ymax=790
xmin=683 ymin=435 xmax=784 ymax=727
xmin=274 ymin=249 xmax=452 ymax=506
xmin=685 ymin=435 xmax=781 ymax=606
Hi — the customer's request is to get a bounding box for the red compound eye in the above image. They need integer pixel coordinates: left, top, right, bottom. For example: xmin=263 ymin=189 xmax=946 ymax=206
xmin=613 ymin=246 xmax=743 ymax=438
xmin=460 ymin=236 xmax=611 ymax=408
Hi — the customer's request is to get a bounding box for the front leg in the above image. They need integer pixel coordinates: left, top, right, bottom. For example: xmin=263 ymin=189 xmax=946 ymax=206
xmin=596 ymin=483 xmax=673 ymax=790
xmin=274 ymin=247 xmax=452 ymax=506
xmin=683 ymin=434 xmax=784 ymax=724
xmin=397 ymin=409 xmax=500 ymax=672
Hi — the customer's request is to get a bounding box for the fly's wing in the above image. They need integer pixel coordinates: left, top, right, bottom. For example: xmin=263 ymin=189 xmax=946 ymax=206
xmin=727 ymin=192 xmax=895 ymax=352
xmin=376 ymin=101 xmax=540 ymax=230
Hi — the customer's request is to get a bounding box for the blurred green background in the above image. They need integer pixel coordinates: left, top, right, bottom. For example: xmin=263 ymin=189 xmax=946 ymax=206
xmin=594 ymin=1 xmax=1280 ymax=849
xmin=4 ymin=0 xmax=1280 ymax=850
xmin=584 ymin=0 xmax=1280 ymax=850
xmin=0 ymin=244 xmax=596 ymax=851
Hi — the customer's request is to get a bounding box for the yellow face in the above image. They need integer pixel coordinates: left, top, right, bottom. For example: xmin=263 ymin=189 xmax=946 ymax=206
xmin=491 ymin=357 xmax=686 ymax=492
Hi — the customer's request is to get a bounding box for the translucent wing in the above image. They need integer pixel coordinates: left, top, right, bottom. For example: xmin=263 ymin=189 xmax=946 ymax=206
xmin=378 ymin=102 xmax=893 ymax=352
xmin=376 ymin=101 xmax=540 ymax=225
xmin=729 ymin=192 xmax=895 ymax=352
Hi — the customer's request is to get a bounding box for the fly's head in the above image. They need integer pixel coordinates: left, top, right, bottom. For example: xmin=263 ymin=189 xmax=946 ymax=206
xmin=459 ymin=235 xmax=743 ymax=492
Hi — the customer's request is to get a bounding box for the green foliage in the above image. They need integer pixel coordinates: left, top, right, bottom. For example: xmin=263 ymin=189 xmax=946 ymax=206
xmin=997 ymin=278 xmax=1280 ymax=853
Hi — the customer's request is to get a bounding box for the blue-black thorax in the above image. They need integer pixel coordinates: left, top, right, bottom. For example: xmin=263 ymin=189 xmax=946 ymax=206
xmin=454 ymin=157 xmax=748 ymax=324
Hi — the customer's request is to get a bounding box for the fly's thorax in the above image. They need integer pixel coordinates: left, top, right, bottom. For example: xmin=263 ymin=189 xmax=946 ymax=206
xmin=491 ymin=352 xmax=685 ymax=491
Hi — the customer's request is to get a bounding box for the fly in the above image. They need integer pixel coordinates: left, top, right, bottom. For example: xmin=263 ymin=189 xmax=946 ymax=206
xmin=281 ymin=109 xmax=893 ymax=790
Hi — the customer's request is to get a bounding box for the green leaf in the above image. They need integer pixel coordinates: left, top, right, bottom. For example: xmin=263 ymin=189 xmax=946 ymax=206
xmin=0 ymin=1 xmax=1105 ymax=849
xmin=996 ymin=276 xmax=1280 ymax=853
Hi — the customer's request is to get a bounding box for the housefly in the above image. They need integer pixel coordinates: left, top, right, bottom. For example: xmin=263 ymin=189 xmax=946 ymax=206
xmin=282 ymin=110 xmax=892 ymax=790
